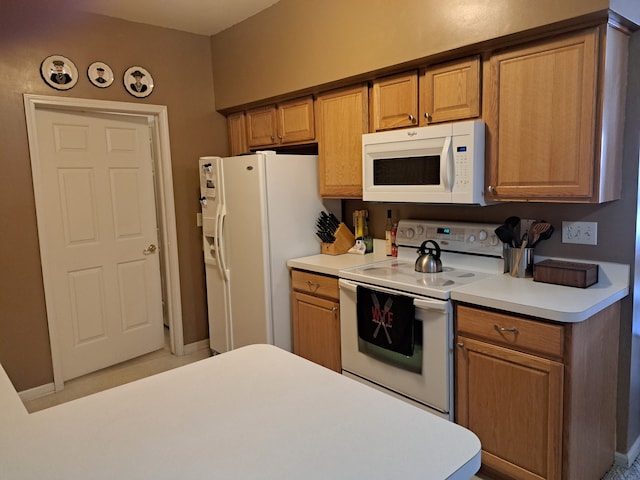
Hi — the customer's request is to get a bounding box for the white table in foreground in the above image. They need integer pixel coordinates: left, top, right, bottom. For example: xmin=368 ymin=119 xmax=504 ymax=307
xmin=1 ymin=344 xmax=480 ymax=479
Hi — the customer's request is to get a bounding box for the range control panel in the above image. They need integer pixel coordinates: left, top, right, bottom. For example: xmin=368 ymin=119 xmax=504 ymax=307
xmin=396 ymin=219 xmax=502 ymax=257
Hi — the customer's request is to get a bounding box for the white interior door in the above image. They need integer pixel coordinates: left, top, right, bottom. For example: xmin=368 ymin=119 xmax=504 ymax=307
xmin=33 ymin=108 xmax=164 ymax=382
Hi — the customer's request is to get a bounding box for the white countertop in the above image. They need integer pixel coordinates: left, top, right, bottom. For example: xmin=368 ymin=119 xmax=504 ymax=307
xmin=1 ymin=345 xmax=480 ymax=479
xmin=287 ymin=238 xmax=390 ymax=276
xmin=288 ymin=249 xmax=630 ymax=323
xmin=451 ymin=259 xmax=630 ymax=322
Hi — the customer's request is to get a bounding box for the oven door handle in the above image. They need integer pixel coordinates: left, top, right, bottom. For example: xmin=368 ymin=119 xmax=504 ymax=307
xmin=339 ymin=279 xmax=450 ymax=313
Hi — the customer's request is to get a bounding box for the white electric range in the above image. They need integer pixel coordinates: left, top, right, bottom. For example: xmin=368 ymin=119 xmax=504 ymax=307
xmin=339 ymin=219 xmax=503 ymax=419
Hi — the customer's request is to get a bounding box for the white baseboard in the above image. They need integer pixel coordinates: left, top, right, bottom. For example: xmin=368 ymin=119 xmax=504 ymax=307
xmin=17 ymin=339 xmax=210 ymax=402
xmin=18 ymin=382 xmax=55 ymax=402
xmin=616 ymin=434 xmax=640 ymax=467
xmin=182 ymin=338 xmax=210 ymax=355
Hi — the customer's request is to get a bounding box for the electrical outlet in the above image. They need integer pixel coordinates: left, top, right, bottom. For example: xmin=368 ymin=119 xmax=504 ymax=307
xmin=196 ymin=212 xmax=202 ymax=227
xmin=562 ymin=221 xmax=597 ymax=245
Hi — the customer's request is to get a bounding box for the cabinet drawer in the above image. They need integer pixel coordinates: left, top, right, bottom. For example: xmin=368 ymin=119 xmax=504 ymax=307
xmin=456 ymin=305 xmax=564 ymax=360
xmin=291 ymin=270 xmax=339 ymax=300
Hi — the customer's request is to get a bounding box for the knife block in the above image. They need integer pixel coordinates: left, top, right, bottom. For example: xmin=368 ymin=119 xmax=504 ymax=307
xmin=321 ymin=223 xmax=355 ymax=255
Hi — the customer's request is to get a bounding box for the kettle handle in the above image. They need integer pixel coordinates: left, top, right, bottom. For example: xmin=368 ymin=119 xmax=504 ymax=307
xmin=418 ymin=240 xmax=441 ymax=259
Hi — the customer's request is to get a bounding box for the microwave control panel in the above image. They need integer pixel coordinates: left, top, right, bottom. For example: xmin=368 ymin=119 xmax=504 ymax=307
xmin=453 ymin=145 xmax=470 ymax=187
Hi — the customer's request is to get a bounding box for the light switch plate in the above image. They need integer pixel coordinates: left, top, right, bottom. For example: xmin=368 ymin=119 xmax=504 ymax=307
xmin=197 ymin=212 xmax=202 ymax=227
xmin=562 ymin=221 xmax=597 ymax=245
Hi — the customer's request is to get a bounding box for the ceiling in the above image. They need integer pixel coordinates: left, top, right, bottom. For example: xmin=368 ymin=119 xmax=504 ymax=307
xmin=77 ymin=0 xmax=280 ymax=36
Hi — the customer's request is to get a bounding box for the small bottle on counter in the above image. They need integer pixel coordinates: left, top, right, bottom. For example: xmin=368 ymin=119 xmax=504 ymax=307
xmin=385 ymin=209 xmax=393 ymax=256
xmin=391 ymin=222 xmax=398 ymax=257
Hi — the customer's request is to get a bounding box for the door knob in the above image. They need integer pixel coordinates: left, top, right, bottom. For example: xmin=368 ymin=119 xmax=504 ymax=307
xmin=143 ymin=244 xmax=157 ymax=255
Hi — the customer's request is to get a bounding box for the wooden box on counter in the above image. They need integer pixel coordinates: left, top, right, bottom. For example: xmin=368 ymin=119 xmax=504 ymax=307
xmin=533 ymin=259 xmax=598 ymax=288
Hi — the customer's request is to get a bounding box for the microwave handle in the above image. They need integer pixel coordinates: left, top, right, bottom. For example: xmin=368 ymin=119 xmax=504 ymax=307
xmin=440 ymin=135 xmax=453 ymax=191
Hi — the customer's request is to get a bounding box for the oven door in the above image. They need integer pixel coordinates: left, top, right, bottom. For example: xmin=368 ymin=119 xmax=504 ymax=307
xmin=339 ymin=279 xmax=452 ymax=416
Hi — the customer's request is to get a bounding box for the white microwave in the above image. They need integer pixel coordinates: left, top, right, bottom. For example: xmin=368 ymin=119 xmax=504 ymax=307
xmin=362 ymin=120 xmax=486 ymax=205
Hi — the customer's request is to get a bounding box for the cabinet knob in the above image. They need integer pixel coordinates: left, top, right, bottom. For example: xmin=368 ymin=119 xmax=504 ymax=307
xmin=270 ymin=135 xmax=275 ymax=141
xmin=457 ymin=342 xmax=465 ymax=349
xmin=278 ymin=134 xmax=283 ymax=141
xmin=487 ymin=185 xmax=496 ymax=195
xmin=424 ymin=112 xmax=432 ymax=122
xmin=408 ymin=114 xmax=417 ymax=124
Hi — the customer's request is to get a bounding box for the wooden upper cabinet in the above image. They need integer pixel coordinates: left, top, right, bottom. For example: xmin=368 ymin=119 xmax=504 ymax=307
xmin=315 ymin=84 xmax=369 ymax=198
xmin=246 ymin=105 xmax=278 ymax=148
xmin=245 ymin=96 xmax=315 ymax=149
xmin=227 ymin=112 xmax=249 ymax=156
xmin=371 ymin=71 xmax=419 ymax=131
xmin=420 ymin=56 xmax=481 ymax=125
xmin=277 ymin=96 xmax=315 ymax=144
xmin=484 ymin=25 xmax=627 ymax=203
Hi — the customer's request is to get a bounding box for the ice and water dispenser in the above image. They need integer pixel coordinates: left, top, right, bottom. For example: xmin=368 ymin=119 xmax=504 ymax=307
xmin=199 ymin=159 xmax=218 ymax=265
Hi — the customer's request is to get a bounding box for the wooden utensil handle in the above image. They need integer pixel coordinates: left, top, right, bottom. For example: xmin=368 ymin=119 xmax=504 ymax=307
xmin=510 ymin=240 xmax=528 ymax=277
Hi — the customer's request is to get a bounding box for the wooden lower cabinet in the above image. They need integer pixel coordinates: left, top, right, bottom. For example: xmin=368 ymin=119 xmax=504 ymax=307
xmin=457 ymin=336 xmax=564 ymax=479
xmin=291 ymin=270 xmax=341 ymax=372
xmin=455 ymin=303 xmax=620 ymax=480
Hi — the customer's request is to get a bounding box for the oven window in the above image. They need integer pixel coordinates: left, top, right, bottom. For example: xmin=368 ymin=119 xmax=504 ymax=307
xmin=373 ymin=156 xmax=440 ymax=186
xmin=357 ymin=319 xmax=423 ymax=373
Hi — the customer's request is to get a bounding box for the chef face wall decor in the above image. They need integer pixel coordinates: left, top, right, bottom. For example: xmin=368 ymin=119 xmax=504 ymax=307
xmin=41 ymin=54 xmax=78 ymax=90
xmin=124 ymin=66 xmax=154 ymax=98
xmin=88 ymin=61 xmax=114 ymax=88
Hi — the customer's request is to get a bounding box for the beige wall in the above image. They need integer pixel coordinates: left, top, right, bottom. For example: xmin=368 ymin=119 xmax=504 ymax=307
xmin=210 ymin=0 xmax=640 ymax=455
xmin=0 ymin=2 xmax=228 ymax=390
xmin=210 ymin=0 xmax=640 ymax=111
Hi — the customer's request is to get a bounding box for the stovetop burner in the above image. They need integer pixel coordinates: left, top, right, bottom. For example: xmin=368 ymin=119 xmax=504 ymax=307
xmin=341 ymin=258 xmax=491 ymax=299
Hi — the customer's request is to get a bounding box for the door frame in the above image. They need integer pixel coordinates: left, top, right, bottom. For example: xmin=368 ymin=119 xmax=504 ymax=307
xmin=23 ymin=94 xmax=184 ymax=390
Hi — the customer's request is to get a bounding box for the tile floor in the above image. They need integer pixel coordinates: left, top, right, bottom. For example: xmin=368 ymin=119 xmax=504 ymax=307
xmin=23 ymin=328 xmax=211 ymax=413
xmin=21 ymin=336 xmax=639 ymax=480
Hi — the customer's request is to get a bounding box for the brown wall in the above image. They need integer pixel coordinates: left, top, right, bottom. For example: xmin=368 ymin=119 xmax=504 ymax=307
xmin=209 ymin=0 xmax=640 ymax=111
xmin=0 ymin=3 xmax=228 ymax=390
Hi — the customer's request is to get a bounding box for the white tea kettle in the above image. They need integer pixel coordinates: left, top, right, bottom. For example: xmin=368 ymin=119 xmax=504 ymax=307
xmin=415 ymin=240 xmax=443 ymax=273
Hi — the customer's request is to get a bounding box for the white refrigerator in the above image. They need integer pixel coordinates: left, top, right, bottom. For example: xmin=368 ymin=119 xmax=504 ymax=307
xmin=199 ymin=152 xmax=327 ymax=354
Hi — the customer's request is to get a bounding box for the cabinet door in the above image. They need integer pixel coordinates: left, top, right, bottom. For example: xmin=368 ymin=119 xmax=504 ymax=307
xmin=315 ymin=84 xmax=368 ymax=198
xmin=292 ymin=291 xmax=341 ymax=372
xmin=277 ymin=96 xmax=315 ymax=144
xmin=227 ymin=112 xmax=249 ymax=156
xmin=485 ymin=28 xmax=598 ymax=201
xmin=246 ymin=105 xmax=278 ymax=148
xmin=371 ymin=71 xmax=419 ymax=131
xmin=456 ymin=336 xmax=563 ymax=480
xmin=420 ymin=56 xmax=480 ymax=125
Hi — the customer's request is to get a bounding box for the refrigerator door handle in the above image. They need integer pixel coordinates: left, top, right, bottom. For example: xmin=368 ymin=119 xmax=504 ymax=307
xmin=216 ymin=208 xmax=230 ymax=282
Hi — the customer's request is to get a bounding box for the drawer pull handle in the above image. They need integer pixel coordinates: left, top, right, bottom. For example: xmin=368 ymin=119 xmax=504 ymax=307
xmin=494 ymin=324 xmax=519 ymax=334
xmin=306 ymin=281 xmax=320 ymax=291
